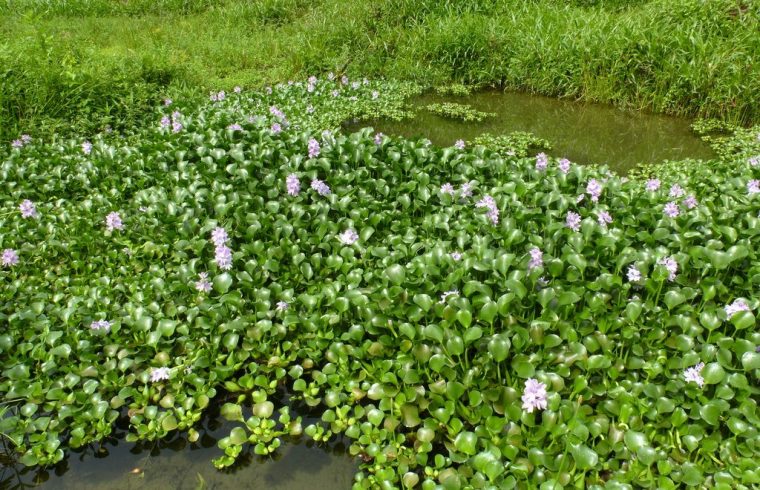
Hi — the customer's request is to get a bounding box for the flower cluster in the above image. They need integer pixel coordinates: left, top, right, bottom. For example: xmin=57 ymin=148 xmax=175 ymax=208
xmin=683 ymin=362 xmax=705 ymax=388
xmin=528 ymin=248 xmax=543 ymax=270
xmin=150 ymin=367 xmax=171 ymax=382
xmin=535 ymin=153 xmax=548 ymax=171
xmin=669 ymin=184 xmax=685 ymax=198
xmin=454 ymin=139 xmax=465 ymax=150
xmin=586 ymin=179 xmax=602 ymax=202
xmin=19 ymin=200 xmax=37 ymax=218
xmin=308 ymin=138 xmax=321 ymax=158
xmin=82 ymin=141 xmax=93 ymax=155
xmin=338 ymin=228 xmax=359 ymax=245
xmin=439 ymin=289 xmax=459 ymax=304
xmin=645 ymin=179 xmax=661 ymax=192
xmin=211 ymin=227 xmax=233 ymax=270
xmin=286 ymin=174 xmax=300 ymax=196
xmin=627 ymin=265 xmax=641 ymax=282
xmin=658 ymin=256 xmax=678 ymax=281
xmin=566 ymin=211 xmax=581 ymax=232
xmin=276 ymin=301 xmax=289 ymax=312
xmin=597 ymin=210 xmax=612 ymax=227
xmin=440 ymin=183 xmax=455 ymax=195
xmin=195 ymin=272 xmax=212 ymax=293
xmin=90 ymin=320 xmax=112 ymax=332
xmin=521 ymin=378 xmax=548 ymax=413
xmin=2 ymin=249 xmax=19 ymax=267
xmin=558 ymin=158 xmax=571 ymax=174
xmin=475 ymin=195 xmax=499 ymax=225
xmin=748 ymin=180 xmax=760 ymax=195
xmin=209 ymin=90 xmax=226 ymax=102
xmin=11 ymin=134 xmax=32 ymax=148
xmin=311 ymin=178 xmax=331 ymax=196
xmin=724 ymin=299 xmax=750 ymax=318
xmin=663 ymin=202 xmax=680 ymax=218
xmin=105 ymin=212 xmax=124 ymax=232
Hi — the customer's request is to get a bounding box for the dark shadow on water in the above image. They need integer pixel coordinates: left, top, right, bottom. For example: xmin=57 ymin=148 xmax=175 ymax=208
xmin=0 ymin=390 xmax=357 ymax=490
xmin=345 ymin=89 xmax=715 ymax=173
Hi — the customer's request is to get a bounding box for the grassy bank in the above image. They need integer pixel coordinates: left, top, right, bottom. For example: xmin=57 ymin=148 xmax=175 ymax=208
xmin=1 ymin=0 xmax=758 ymax=140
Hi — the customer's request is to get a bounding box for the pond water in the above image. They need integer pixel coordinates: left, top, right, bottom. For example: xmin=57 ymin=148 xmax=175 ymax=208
xmin=348 ymin=90 xmax=715 ymax=173
xmin=1 ymin=398 xmax=357 ymax=490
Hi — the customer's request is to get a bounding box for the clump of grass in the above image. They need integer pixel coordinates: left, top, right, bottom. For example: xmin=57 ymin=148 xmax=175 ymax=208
xmin=424 ymin=102 xmax=495 ymax=122
xmin=434 ymin=83 xmax=474 ymax=96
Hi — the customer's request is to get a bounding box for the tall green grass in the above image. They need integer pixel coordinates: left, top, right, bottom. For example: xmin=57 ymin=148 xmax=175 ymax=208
xmin=1 ymin=0 xmax=757 ymax=141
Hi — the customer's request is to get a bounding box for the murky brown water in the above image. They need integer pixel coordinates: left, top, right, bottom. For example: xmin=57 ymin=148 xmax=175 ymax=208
xmin=347 ymin=90 xmax=715 ymax=173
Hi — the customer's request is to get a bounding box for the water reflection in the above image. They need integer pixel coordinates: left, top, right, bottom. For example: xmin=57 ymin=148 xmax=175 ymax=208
xmin=1 ymin=394 xmax=356 ymax=490
xmin=347 ymin=90 xmax=715 ymax=173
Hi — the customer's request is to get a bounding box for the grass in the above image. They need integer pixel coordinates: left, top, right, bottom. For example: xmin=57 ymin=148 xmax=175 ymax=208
xmin=0 ymin=0 xmax=758 ymax=140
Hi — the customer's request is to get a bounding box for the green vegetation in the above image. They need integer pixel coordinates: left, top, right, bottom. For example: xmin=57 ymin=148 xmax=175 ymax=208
xmin=1 ymin=0 xmax=758 ymax=141
xmin=470 ymin=132 xmax=553 ymax=159
xmin=3 ymin=79 xmax=760 ymax=488
xmin=425 ymin=103 xmax=496 ymax=123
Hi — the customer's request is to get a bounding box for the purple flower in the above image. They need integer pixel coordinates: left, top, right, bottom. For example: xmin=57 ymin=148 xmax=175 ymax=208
xmin=664 ymin=202 xmax=680 ymax=218
xmin=450 ymin=251 xmax=462 ymax=261
xmin=586 ymin=179 xmax=602 ymax=202
xmin=308 ymin=76 xmax=317 ymax=85
xmin=627 ymin=265 xmax=641 ymax=282
xmin=269 ymin=106 xmax=285 ymax=119
xmin=749 ymin=156 xmax=759 ymax=167
xmin=82 ymin=141 xmax=92 ymax=155
xmin=160 ymin=116 xmax=171 ymax=128
xmin=338 ymin=228 xmax=359 ymax=245
xmin=227 ymin=123 xmax=243 ymax=131
xmin=441 ymin=183 xmax=455 ymax=195
xmin=535 ymin=153 xmax=548 ymax=171
xmin=311 ymin=179 xmax=331 ymax=196
xmin=90 ymin=320 xmax=112 ymax=332
xmin=475 ymin=195 xmax=499 ymax=225
xmin=216 ymin=91 xmax=226 ymax=101
xmin=2 ymin=249 xmax=19 ymax=267
xmin=374 ymin=132 xmax=384 ymax=145
xmin=164 ymin=98 xmax=172 ymax=106
xmin=234 ymin=86 xmax=242 ymax=93
xmin=669 ymin=184 xmax=685 ymax=198
xmin=683 ymin=362 xmax=704 ymax=388
xmin=308 ymin=138 xmax=321 ymax=158
xmin=439 ymin=289 xmax=459 ymax=304
xmin=195 ymin=272 xmax=212 ymax=293
xmin=521 ymin=378 xmax=548 ymax=413
xmin=19 ymin=200 xmax=37 ymax=218
xmin=528 ymin=248 xmax=543 ymax=270
xmin=351 ymin=81 xmax=360 ymax=90
xmin=172 ymin=121 xmax=183 ymax=133
xmin=725 ymin=299 xmax=750 ymax=318
xmin=150 ymin=367 xmax=171 ymax=383
xmin=271 ymin=123 xmax=282 ymax=134
xmin=286 ymin=174 xmax=301 ymax=196
xmin=214 ymin=245 xmax=233 ymax=270
xmin=658 ymin=256 xmax=678 ymax=281
xmin=566 ymin=211 xmax=581 ymax=232
xmin=371 ymin=91 xmax=379 ymax=100
xmin=331 ymin=90 xmax=340 ymax=97
xmin=748 ymin=180 xmax=760 ymax=195
xmin=276 ymin=301 xmax=289 ymax=312
xmin=211 ymin=227 xmax=229 ymax=247
xmin=454 ymin=139 xmax=465 ymax=150
xmin=105 ymin=212 xmax=124 ymax=232
xmin=11 ymin=139 xmax=23 ymax=148
xmin=646 ymin=179 xmax=661 ymax=192
xmin=558 ymin=158 xmax=571 ymax=174
xmin=597 ymin=210 xmax=612 ymax=227
xmin=306 ymin=105 xmax=315 ymax=114
xmin=683 ymin=195 xmax=698 ymax=209
xmin=341 ymin=75 xmax=349 ymax=85
xmin=21 ymin=134 xmax=31 ymax=144
xmin=460 ymin=182 xmax=473 ymax=198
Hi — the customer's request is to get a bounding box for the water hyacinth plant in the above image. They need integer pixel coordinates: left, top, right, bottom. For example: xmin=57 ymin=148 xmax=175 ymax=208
xmin=1 ymin=77 xmax=760 ymax=489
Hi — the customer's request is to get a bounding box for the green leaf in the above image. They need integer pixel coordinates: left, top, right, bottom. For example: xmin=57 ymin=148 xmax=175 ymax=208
xmin=385 ymin=264 xmax=405 ymax=285
xmin=570 ymin=444 xmax=598 ymax=470
xmin=454 ymin=431 xmax=477 ymax=455
xmin=214 ymin=273 xmax=233 ymax=293
xmin=702 ymin=362 xmax=725 ymax=384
